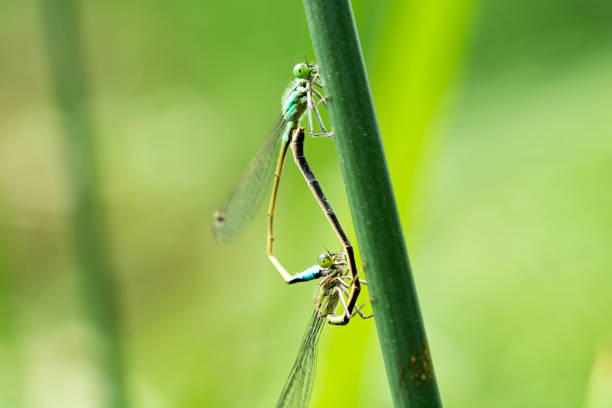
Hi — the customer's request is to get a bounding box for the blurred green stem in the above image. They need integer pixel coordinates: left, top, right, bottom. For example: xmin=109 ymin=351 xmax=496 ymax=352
xmin=0 ymin=203 xmax=23 ymax=407
xmin=302 ymin=1 xmax=442 ymax=407
xmin=38 ymin=1 xmax=128 ymax=407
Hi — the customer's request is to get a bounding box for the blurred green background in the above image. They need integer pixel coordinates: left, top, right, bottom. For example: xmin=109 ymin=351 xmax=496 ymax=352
xmin=1 ymin=0 xmax=612 ymax=407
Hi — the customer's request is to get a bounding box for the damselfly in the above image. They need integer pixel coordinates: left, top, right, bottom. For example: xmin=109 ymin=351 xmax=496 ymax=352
xmin=213 ymin=63 xmax=330 ymax=244
xmin=213 ymin=64 xmax=361 ymax=321
xmin=276 ymin=251 xmax=372 ymax=408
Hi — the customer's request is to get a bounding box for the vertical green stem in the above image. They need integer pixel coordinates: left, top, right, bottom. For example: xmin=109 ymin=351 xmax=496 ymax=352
xmin=38 ymin=1 xmax=128 ymax=407
xmin=0 ymin=203 xmax=23 ymax=407
xmin=302 ymin=1 xmax=442 ymax=407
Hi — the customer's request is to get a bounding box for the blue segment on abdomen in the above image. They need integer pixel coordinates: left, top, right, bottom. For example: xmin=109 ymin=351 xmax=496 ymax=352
xmin=288 ymin=265 xmax=322 ymax=284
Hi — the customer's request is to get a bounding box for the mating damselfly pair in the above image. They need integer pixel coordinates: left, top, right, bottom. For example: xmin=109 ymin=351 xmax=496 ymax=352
xmin=213 ymin=63 xmax=372 ymax=407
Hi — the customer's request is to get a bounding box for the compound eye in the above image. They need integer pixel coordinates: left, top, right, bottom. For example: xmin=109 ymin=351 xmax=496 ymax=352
xmin=317 ymin=253 xmax=333 ymax=268
xmin=293 ymin=63 xmax=311 ymax=79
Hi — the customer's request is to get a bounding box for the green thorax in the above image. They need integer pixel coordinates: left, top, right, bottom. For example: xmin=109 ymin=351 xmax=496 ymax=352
xmin=279 ymin=64 xmax=319 ymax=142
xmin=314 ymin=252 xmax=347 ymax=318
xmin=281 ymin=78 xmax=309 ymax=123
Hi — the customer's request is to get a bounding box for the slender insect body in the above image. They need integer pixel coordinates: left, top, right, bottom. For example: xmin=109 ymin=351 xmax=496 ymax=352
xmin=213 ymin=62 xmax=329 ymax=244
xmin=214 ymin=64 xmax=360 ymax=316
xmin=213 ymin=62 xmax=373 ymax=408
xmin=276 ymin=252 xmax=372 ymax=408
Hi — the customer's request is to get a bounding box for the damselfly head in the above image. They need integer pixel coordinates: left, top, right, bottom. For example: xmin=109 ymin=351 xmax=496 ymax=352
xmin=317 ymin=251 xmax=347 ymax=272
xmin=317 ymin=253 xmax=333 ymax=269
xmin=293 ymin=63 xmax=317 ymax=79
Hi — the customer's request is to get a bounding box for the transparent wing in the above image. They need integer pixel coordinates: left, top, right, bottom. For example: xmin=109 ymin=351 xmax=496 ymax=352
xmin=276 ymin=311 xmax=326 ymax=408
xmin=213 ymin=117 xmax=286 ymax=243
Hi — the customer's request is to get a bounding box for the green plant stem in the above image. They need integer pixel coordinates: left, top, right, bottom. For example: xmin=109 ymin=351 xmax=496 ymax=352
xmin=302 ymin=1 xmax=442 ymax=407
xmin=38 ymin=1 xmax=128 ymax=407
xmin=0 ymin=203 xmax=23 ymax=407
